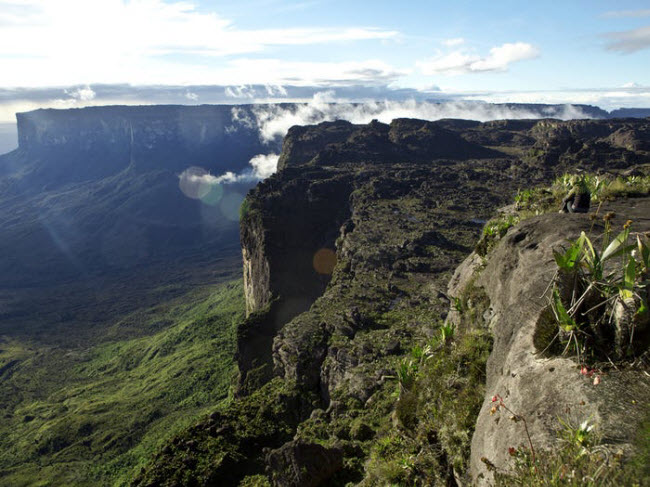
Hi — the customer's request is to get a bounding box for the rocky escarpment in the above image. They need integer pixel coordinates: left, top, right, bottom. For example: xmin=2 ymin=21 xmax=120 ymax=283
xmin=136 ymin=116 xmax=650 ymax=486
xmin=11 ymin=105 xmax=269 ymax=184
xmin=240 ymin=117 xmax=650 ymax=393
xmin=0 ymin=105 xmax=282 ymax=288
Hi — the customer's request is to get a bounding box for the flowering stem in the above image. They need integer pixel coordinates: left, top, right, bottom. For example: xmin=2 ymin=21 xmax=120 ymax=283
xmin=492 ymin=395 xmax=536 ymax=464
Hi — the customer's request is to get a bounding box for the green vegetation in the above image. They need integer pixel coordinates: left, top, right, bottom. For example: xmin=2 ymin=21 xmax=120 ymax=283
xmin=364 ymin=328 xmax=493 ymax=486
xmin=493 ymin=413 xmax=650 ymax=487
xmin=239 ymin=197 xmax=252 ymax=220
xmin=476 ymin=172 xmax=650 ymax=256
xmin=543 ymin=225 xmax=650 ymax=362
xmin=132 ymin=378 xmax=316 ymax=487
xmin=0 ymin=280 xmax=245 ymax=486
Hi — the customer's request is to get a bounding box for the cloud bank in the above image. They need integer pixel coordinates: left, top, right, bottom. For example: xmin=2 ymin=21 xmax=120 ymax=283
xmin=248 ymin=93 xmax=593 ymax=144
xmin=200 ymin=93 xmax=604 ymax=186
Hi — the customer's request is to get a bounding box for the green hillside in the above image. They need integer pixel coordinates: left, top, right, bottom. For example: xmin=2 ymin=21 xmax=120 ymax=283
xmin=0 ymin=279 xmax=245 ymax=486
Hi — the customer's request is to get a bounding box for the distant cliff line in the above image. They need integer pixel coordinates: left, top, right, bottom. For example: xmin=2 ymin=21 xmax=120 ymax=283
xmin=9 ymin=102 xmax=650 ymax=155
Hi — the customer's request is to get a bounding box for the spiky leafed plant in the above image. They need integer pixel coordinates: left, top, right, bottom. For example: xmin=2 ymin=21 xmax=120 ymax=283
xmin=549 ymin=226 xmax=649 ymax=361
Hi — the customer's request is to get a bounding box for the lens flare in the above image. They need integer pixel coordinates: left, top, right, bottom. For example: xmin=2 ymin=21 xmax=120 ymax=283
xmin=200 ymin=183 xmax=224 ymax=206
xmin=313 ymin=248 xmax=337 ymax=275
xmin=220 ymin=192 xmax=244 ymax=221
xmin=179 ymin=166 xmax=212 ymax=200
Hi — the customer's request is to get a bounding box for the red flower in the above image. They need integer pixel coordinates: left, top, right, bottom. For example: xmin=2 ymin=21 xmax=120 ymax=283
xmin=508 ymin=447 xmax=517 ymax=456
xmin=580 ymin=366 xmax=594 ymax=377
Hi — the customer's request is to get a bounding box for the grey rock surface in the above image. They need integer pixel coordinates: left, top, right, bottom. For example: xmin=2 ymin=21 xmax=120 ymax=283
xmin=465 ymin=198 xmax=650 ymax=485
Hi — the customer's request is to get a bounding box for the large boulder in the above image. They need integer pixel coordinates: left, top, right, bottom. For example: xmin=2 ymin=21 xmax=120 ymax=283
xmin=265 ymin=440 xmax=343 ymax=487
xmin=448 ymin=198 xmax=650 ymax=485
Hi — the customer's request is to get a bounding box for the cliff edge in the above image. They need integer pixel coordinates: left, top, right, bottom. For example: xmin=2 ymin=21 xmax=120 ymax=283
xmin=134 ymin=117 xmax=650 ymax=486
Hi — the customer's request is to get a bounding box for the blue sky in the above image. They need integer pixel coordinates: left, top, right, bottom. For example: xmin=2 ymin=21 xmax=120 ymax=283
xmin=218 ymin=0 xmax=650 ymax=92
xmin=0 ymin=0 xmax=649 ymax=121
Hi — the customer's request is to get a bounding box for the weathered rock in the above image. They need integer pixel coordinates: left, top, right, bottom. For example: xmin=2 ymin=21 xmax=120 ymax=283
xmin=265 ymin=440 xmax=343 ymax=487
xmin=465 ymin=199 xmax=650 ymax=485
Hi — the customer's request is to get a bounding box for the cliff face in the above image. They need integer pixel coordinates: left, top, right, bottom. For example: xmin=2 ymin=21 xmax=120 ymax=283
xmin=0 ymin=105 xmax=282 ymax=288
xmin=13 ymin=105 xmax=268 ymax=184
xmin=241 ymin=117 xmax=650 ymax=371
xmin=136 ymin=116 xmax=650 ymax=486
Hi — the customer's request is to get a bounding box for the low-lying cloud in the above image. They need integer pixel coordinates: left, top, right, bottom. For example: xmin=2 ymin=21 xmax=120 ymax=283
xmin=249 ymin=93 xmax=591 ymax=144
xmin=179 ymin=153 xmax=280 ymax=191
xmin=205 ymin=93 xmax=602 ymax=186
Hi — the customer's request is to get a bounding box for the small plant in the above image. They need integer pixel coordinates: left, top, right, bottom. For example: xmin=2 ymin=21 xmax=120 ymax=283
xmin=477 ymin=214 xmax=521 ymax=255
xmin=558 ymin=418 xmax=596 ymax=453
xmin=440 ymin=323 xmax=456 ymax=344
xmin=410 ymin=345 xmax=425 ymax=361
xmin=490 ymin=394 xmax=536 ymax=463
xmin=396 ymin=359 xmax=418 ymax=396
xmin=484 ymin=396 xmax=631 ymax=486
xmin=546 ymin=223 xmax=650 ymax=361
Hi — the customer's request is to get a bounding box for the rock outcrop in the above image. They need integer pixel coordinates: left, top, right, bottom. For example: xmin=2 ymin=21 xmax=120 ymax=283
xmin=265 ymin=440 xmax=344 ymax=487
xmin=448 ymin=200 xmax=650 ymax=484
xmin=137 ymin=116 xmax=650 ymax=486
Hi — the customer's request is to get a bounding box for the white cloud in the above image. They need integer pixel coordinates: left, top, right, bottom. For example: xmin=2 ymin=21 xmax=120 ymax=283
xmin=65 ymin=85 xmax=96 ymax=101
xmin=246 ymin=92 xmax=599 ymax=144
xmin=185 ymin=91 xmax=199 ymax=101
xmin=604 ymin=26 xmax=650 ymax=53
xmin=225 ymin=85 xmax=256 ymax=99
xmin=265 ymin=85 xmax=288 ymax=97
xmin=180 ymin=153 xmax=280 ymax=187
xmin=602 ymin=9 xmax=650 ymax=18
xmin=0 ymin=0 xmax=398 ymax=87
xmin=249 ymin=153 xmax=280 ymax=179
xmin=417 ymin=42 xmax=540 ymax=75
xmin=442 ymin=37 xmax=464 ymax=47
xmin=229 ymin=58 xmax=405 ymax=86
xmin=50 ymin=85 xmax=97 ymax=109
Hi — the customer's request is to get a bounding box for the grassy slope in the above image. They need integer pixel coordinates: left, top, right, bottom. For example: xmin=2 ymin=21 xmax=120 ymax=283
xmin=0 ymin=279 xmax=245 ymax=487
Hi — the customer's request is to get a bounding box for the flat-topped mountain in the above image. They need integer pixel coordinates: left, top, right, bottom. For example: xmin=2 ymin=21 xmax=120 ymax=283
xmin=135 ymin=116 xmax=649 ymax=486
xmin=8 ymin=104 xmax=272 ymax=186
xmin=0 ymin=105 xmax=280 ymax=289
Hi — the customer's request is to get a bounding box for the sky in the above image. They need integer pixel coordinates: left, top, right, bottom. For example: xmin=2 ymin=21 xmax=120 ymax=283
xmin=0 ymin=0 xmax=649 ymax=127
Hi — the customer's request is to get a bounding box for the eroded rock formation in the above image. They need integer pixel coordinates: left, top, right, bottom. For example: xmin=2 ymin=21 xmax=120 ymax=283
xmin=448 ymin=200 xmax=650 ymax=484
xmin=136 ymin=116 xmax=650 ymax=486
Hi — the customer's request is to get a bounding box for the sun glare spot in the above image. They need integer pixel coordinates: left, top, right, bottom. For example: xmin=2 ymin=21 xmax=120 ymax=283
xmin=200 ymin=184 xmax=224 ymax=206
xmin=313 ymin=248 xmax=337 ymax=275
xmin=179 ymin=166 xmax=212 ymax=200
xmin=220 ymin=192 xmax=244 ymax=221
